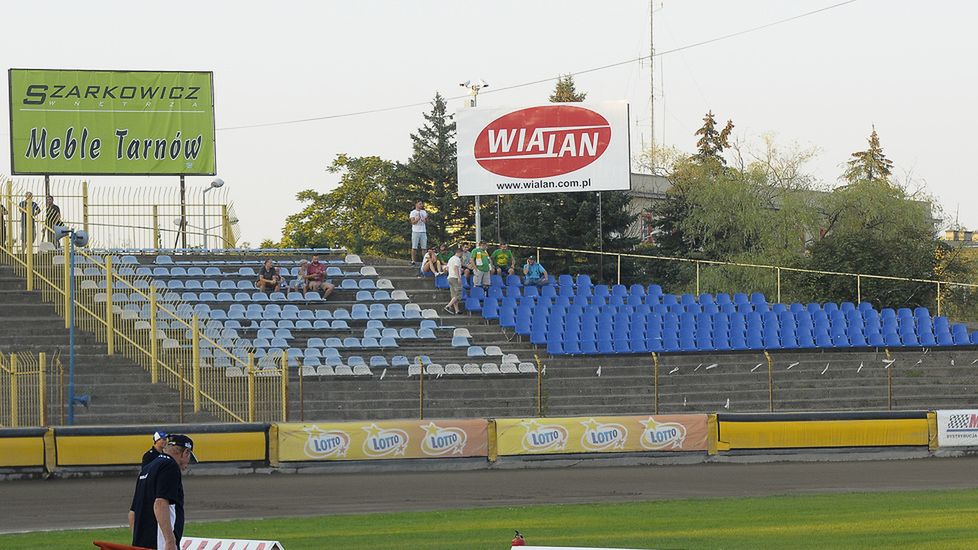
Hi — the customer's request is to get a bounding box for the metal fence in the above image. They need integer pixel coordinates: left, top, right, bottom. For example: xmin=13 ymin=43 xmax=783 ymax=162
xmin=0 ymin=201 xmax=285 ymax=424
xmin=0 ymin=351 xmax=64 ymax=427
xmin=2 ymin=177 xmax=239 ymax=250
xmin=498 ymin=242 xmax=978 ymax=323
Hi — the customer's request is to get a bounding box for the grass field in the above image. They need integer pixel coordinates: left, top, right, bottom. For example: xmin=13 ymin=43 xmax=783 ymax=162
xmin=3 ymin=488 xmax=978 ymax=549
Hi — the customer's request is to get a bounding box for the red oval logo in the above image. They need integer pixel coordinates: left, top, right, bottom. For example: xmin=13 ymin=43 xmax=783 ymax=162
xmin=474 ymin=105 xmax=611 ymax=178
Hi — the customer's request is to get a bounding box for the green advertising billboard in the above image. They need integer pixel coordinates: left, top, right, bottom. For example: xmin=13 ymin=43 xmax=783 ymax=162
xmin=8 ymin=69 xmax=216 ymax=175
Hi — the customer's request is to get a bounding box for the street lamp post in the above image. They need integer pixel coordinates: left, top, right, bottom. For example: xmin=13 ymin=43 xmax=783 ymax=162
xmin=202 ymin=178 xmax=225 ymax=249
xmin=460 ymin=79 xmax=488 ymax=244
xmin=54 ymin=224 xmax=89 ymax=425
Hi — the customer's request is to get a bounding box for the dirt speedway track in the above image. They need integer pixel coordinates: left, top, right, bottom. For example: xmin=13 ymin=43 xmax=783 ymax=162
xmin=3 ymin=457 xmax=978 ymax=533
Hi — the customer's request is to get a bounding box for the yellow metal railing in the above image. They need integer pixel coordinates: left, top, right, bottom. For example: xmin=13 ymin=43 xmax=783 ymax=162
xmin=497 ymin=241 xmax=978 ymax=321
xmin=2 ymin=177 xmax=239 ymax=250
xmin=0 ymin=351 xmax=63 ymax=427
xmin=0 ymin=203 xmax=285 ymax=424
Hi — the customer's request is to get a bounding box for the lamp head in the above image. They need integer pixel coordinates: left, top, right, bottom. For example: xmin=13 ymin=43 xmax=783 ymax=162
xmin=210 ymin=177 xmax=225 ymax=189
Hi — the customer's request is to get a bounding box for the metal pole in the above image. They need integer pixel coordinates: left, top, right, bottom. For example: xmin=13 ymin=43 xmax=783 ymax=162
xmin=776 ymin=267 xmax=782 ymax=304
xmin=179 ymin=175 xmax=187 ymax=249
xmin=597 ymin=192 xmax=603 ymax=281
xmin=535 ymin=354 xmax=543 ymax=417
xmin=105 ymin=256 xmax=114 ymax=354
xmin=649 ymin=0 xmax=655 ymax=155
xmin=38 ymin=352 xmax=47 ymax=426
xmin=765 ymin=351 xmax=774 ymax=413
xmin=419 ymin=358 xmax=425 ymax=420
xmin=857 ymin=274 xmax=862 ymax=304
xmin=695 ymin=262 xmax=700 ymax=296
xmin=887 ymin=367 xmax=893 ymax=411
xmin=192 ymin=314 xmax=201 ymax=412
xmin=652 ymin=353 xmax=659 ymax=414
xmin=10 ymin=354 xmax=18 ymax=427
xmin=67 ymin=237 xmax=76 ymax=425
xmin=496 ymin=195 xmax=501 ymax=244
xmin=202 ymin=189 xmax=209 ymax=249
xmin=475 ymin=195 xmax=482 ymax=245
xmin=936 ymin=282 xmax=942 ymax=316
xmin=81 ymin=181 xmax=89 ymax=236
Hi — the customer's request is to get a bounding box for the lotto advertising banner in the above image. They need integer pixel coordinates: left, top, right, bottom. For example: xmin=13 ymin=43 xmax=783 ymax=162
xmin=8 ymin=69 xmax=216 ymax=175
xmin=277 ymin=419 xmax=489 ymax=461
xmin=937 ymin=410 xmax=978 ymax=447
xmin=495 ymin=415 xmax=709 ymax=456
xmin=455 ymin=101 xmax=630 ymax=196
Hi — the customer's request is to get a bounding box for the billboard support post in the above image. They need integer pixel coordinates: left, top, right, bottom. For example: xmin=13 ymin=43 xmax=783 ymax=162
xmin=597 ymin=192 xmax=604 ymax=282
xmin=177 ymin=176 xmax=187 ymax=249
xmin=474 ymin=196 xmax=481 ymax=244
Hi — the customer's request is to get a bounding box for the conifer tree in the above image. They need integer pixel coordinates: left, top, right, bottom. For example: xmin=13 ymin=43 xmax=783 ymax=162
xmin=842 ymin=126 xmax=894 ymax=184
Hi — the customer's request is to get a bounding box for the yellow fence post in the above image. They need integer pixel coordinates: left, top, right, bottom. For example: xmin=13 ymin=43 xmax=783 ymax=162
xmin=707 ymin=413 xmax=719 ymax=456
xmin=764 ymin=350 xmax=774 ymax=412
xmin=81 ymin=181 xmax=89 ymax=236
xmin=62 ymin=236 xmax=71 ymax=329
xmin=192 ymin=314 xmax=201 ymax=413
xmin=25 ymin=208 xmax=34 ymax=290
xmin=220 ymin=205 xmax=230 ymax=247
xmin=152 ymin=205 xmax=161 ymax=250
xmin=652 ymin=352 xmax=660 ymax=415
xmin=38 ymin=352 xmax=47 ymax=427
xmin=776 ymin=267 xmax=782 ymax=304
xmin=105 ymin=256 xmax=114 ymax=355
xmin=487 ymin=419 xmax=498 ymax=463
xmin=10 ymin=354 xmax=18 ymax=427
xmin=927 ymin=411 xmax=938 ymax=452
xmin=149 ymin=287 xmax=159 ymax=384
xmin=280 ymin=352 xmax=288 ymax=422
xmin=247 ymin=353 xmax=256 ymax=422
xmin=4 ymin=181 xmax=12 ymax=251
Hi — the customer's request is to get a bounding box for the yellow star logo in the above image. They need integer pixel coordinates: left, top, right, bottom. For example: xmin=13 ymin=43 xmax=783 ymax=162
xmin=581 ymin=418 xmax=601 ymax=432
xmin=423 ymin=422 xmax=442 ymax=437
xmin=363 ymin=423 xmax=383 ymax=439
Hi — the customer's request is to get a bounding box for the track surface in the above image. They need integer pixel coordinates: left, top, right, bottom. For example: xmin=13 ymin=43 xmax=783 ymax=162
xmin=3 ymin=457 xmax=978 ymax=533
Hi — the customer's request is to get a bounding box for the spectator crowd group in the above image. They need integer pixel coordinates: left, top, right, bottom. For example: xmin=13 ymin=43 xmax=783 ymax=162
xmin=255 ymin=254 xmax=335 ymax=299
xmin=407 ymin=201 xmax=549 ymax=315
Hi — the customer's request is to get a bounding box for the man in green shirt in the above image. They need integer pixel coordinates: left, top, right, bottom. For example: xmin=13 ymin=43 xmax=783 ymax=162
xmin=435 ymin=244 xmax=453 ymax=272
xmin=490 ymin=242 xmax=517 ymax=276
xmin=471 ymin=240 xmax=492 ymax=289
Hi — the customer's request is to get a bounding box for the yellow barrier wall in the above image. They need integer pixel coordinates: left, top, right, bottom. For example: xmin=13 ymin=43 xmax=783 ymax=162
xmin=55 ymin=431 xmax=266 ymax=466
xmin=719 ymin=419 xmax=929 ymax=450
xmin=0 ymin=436 xmax=46 ymax=467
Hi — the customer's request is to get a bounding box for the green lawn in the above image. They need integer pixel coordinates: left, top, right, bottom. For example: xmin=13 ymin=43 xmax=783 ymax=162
xmin=4 ymin=489 xmax=978 ymax=549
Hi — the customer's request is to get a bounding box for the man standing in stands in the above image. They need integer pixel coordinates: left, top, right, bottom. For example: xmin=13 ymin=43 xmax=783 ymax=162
xmin=523 ymin=256 xmax=549 ymax=286
xmin=304 ymin=254 xmax=335 ymax=299
xmin=444 ymin=248 xmax=464 ymax=315
xmin=471 ymin=240 xmax=492 ymax=290
xmin=256 ymin=259 xmax=281 ymax=293
xmin=491 ymin=242 xmax=517 ymax=277
xmin=44 ymin=195 xmax=62 ymax=248
xmin=141 ymin=431 xmax=168 ymax=467
xmin=129 ymin=434 xmax=196 ymax=550
xmin=18 ymin=192 xmax=40 ymax=251
xmin=409 ymin=200 xmax=428 ymax=266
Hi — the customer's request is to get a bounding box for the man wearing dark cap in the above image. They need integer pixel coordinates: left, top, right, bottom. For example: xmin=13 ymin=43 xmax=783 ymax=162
xmin=129 ymin=434 xmax=196 ymax=550
xmin=141 ymin=431 xmax=168 ymax=467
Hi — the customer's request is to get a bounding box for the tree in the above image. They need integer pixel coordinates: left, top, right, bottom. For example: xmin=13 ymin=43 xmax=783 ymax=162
xmin=381 ymin=93 xmax=469 ymax=247
xmin=497 ymin=75 xmax=636 ymax=281
xmin=693 ymin=111 xmax=734 ymax=165
xmin=279 ymin=155 xmax=398 ymax=255
xmin=842 ymin=126 xmax=893 ymax=185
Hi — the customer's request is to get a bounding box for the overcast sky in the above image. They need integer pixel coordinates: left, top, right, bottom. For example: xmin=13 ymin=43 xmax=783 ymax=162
xmin=2 ymin=0 xmax=976 ymax=245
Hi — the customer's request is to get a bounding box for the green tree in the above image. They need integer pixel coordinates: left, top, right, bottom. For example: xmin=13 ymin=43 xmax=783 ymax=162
xmin=279 ymin=155 xmax=398 ymax=255
xmin=842 ymin=126 xmax=893 ymax=185
xmin=381 ymin=93 xmax=468 ymax=248
xmin=498 ymin=75 xmax=636 ymax=281
xmin=693 ymin=111 xmax=734 ymax=165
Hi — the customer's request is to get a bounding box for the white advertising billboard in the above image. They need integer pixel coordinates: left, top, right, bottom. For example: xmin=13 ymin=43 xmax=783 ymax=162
xmin=937 ymin=410 xmax=978 ymax=447
xmin=456 ymin=101 xmax=630 ymax=196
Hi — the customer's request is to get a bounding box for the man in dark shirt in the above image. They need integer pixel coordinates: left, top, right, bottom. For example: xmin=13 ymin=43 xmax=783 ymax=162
xmin=141 ymin=431 xmax=168 ymax=467
xmin=256 ymin=259 xmax=280 ymax=292
xmin=129 ymin=434 xmax=196 ymax=550
xmin=44 ymin=195 xmax=62 ymax=248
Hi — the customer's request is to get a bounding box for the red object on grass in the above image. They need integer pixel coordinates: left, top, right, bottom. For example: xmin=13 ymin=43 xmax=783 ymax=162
xmin=92 ymin=541 xmax=151 ymax=550
xmin=511 ymin=531 xmax=526 ymax=546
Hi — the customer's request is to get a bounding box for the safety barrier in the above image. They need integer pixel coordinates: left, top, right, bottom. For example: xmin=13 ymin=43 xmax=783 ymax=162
xmin=3 ymin=410 xmax=967 ymax=474
xmin=0 ymin=202 xmax=286 ymax=424
xmin=0 ymin=351 xmax=63 ymax=427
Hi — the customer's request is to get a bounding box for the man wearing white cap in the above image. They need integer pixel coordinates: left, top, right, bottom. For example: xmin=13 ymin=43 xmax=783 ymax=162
xmin=141 ymin=431 xmax=168 ymax=467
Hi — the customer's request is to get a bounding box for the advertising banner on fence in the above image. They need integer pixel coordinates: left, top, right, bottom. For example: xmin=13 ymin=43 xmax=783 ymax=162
xmin=455 ymin=101 xmax=630 ymax=196
xmin=8 ymin=68 xmax=216 ymax=175
xmin=278 ymin=419 xmax=489 ymax=461
xmin=495 ymin=415 xmax=709 ymax=456
xmin=937 ymin=410 xmax=978 ymax=447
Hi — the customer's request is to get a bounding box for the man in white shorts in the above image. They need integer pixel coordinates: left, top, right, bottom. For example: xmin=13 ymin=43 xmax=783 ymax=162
xmin=445 ymin=248 xmax=464 ymax=315
xmin=409 ymin=200 xmax=428 ymax=265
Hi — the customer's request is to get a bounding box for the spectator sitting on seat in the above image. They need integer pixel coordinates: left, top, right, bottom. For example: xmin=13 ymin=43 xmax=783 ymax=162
xmin=291 ymin=259 xmax=309 ymax=291
xmin=435 ymin=244 xmax=452 ymax=273
xmin=490 ymin=242 xmax=516 ymax=276
xmin=256 ymin=259 xmax=281 ymax=292
xmin=523 ymin=256 xmax=548 ymax=286
xmin=471 ymin=240 xmax=492 ymax=290
xmin=419 ymin=247 xmax=440 ymax=277
xmin=460 ymin=242 xmax=474 ymax=279
xmin=304 ymin=254 xmax=335 ymax=298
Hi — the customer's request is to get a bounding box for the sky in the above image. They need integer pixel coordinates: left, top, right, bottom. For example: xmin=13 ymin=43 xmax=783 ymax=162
xmin=2 ymin=0 xmax=976 ymax=245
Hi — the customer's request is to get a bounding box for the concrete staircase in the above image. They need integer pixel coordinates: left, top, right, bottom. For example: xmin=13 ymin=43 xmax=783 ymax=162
xmin=0 ymin=264 xmax=213 ymax=425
